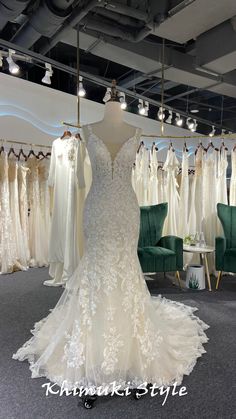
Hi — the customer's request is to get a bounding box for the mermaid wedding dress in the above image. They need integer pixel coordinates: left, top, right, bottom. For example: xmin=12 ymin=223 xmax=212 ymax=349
xmin=13 ymin=125 xmax=209 ymax=392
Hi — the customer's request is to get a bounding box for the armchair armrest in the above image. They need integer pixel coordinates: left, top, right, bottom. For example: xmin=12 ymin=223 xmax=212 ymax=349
xmin=215 ymin=236 xmax=226 ymax=271
xmin=157 ymin=235 xmax=183 ymax=270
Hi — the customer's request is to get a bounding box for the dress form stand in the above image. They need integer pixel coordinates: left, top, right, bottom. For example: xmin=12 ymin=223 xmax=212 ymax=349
xmin=83 ymin=84 xmax=137 ymax=157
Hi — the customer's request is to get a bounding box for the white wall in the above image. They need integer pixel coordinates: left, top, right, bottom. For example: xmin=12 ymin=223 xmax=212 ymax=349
xmin=0 ymin=72 xmax=235 ymax=163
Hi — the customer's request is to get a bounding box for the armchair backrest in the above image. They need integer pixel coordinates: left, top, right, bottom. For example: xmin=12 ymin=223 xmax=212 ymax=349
xmin=138 ymin=203 xmax=168 ymax=247
xmin=217 ymin=203 xmax=236 ymax=248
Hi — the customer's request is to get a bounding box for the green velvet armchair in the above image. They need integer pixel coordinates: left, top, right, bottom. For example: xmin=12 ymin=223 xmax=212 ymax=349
xmin=216 ymin=203 xmax=236 ymax=289
xmin=138 ymin=203 xmax=183 ymax=286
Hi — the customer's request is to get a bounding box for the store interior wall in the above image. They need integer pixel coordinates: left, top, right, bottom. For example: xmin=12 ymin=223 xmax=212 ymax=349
xmin=0 ymin=72 xmax=234 ymax=164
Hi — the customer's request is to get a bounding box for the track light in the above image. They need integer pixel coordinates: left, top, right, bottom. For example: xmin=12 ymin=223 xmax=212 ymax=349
xmin=138 ymin=99 xmax=145 ymax=115
xmin=42 ymin=63 xmax=53 ymax=85
xmin=103 ymin=88 xmax=111 ymax=102
xmin=209 ymin=125 xmax=216 ymax=137
xmin=138 ymin=99 xmax=149 ymax=116
xmin=190 ymin=119 xmax=197 ymax=132
xmin=221 ymin=129 xmax=227 ymax=135
xmin=7 ymin=49 xmax=20 ymax=74
xmin=187 ymin=117 xmax=194 ymax=130
xmin=0 ymin=52 xmax=3 ymax=68
xmin=175 ymin=113 xmax=183 ymax=127
xmin=78 ymin=75 xmax=86 ymax=97
xmin=166 ymin=110 xmax=173 ymax=124
xmin=158 ymin=106 xmax=165 ymax=121
xmin=119 ymin=92 xmax=127 ymax=110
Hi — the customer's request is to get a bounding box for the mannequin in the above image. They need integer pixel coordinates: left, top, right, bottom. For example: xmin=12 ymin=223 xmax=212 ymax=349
xmin=83 ymin=101 xmax=137 ymax=158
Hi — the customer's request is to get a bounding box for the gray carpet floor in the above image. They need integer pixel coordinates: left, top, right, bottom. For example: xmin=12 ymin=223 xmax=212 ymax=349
xmin=0 ymin=268 xmax=236 ymax=419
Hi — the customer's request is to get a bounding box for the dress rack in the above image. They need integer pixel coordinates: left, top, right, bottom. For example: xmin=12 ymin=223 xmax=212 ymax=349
xmin=141 ymin=133 xmax=236 ymax=140
xmin=0 ymin=138 xmax=51 ymax=149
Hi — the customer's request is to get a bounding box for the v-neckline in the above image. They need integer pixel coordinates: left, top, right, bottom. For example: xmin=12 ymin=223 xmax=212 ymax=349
xmin=87 ymin=124 xmax=140 ymax=164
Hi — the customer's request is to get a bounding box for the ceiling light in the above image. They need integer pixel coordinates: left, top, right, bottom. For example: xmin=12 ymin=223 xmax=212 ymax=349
xmin=166 ymin=110 xmax=173 ymax=124
xmin=143 ymin=101 xmax=149 ymax=116
xmin=209 ymin=125 xmax=216 ymax=137
xmin=221 ymin=129 xmax=227 ymax=135
xmin=190 ymin=105 xmax=199 ymax=113
xmin=6 ymin=49 xmax=20 ymax=74
xmin=138 ymin=99 xmax=146 ymax=115
xmin=175 ymin=113 xmax=183 ymax=126
xmin=190 ymin=119 xmax=197 ymax=132
xmin=0 ymin=53 xmax=3 ymax=68
xmin=78 ymin=75 xmax=86 ymax=97
xmin=187 ymin=117 xmax=194 ymax=130
xmin=158 ymin=106 xmax=165 ymax=120
xmin=119 ymin=92 xmax=127 ymax=110
xmin=42 ymin=63 xmax=53 ymax=85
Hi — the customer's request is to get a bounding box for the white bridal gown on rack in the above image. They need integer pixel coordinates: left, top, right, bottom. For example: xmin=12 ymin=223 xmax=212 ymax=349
xmin=230 ymin=148 xmax=236 ymax=206
xmin=178 ymin=149 xmax=189 ymax=238
xmin=13 ymin=125 xmax=208 ymax=392
xmin=47 ymin=136 xmax=86 ymax=284
xmin=163 ymin=147 xmax=180 ymax=236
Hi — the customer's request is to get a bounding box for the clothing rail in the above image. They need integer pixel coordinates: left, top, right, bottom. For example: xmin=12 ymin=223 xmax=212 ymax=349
xmin=0 ymin=139 xmax=51 ymax=149
xmin=141 ymin=133 xmax=236 ymax=139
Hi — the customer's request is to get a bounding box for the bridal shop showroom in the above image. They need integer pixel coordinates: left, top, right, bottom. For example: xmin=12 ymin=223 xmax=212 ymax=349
xmin=1 ymin=0 xmax=236 ymax=418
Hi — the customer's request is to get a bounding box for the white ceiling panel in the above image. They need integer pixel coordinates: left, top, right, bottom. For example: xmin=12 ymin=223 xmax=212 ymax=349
xmin=153 ymin=0 xmax=236 ymax=43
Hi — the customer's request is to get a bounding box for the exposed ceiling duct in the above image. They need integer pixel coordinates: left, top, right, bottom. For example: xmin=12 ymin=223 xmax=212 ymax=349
xmin=39 ymin=0 xmax=164 ymax=55
xmin=11 ymin=0 xmax=75 ymax=49
xmin=0 ymin=0 xmax=31 ymax=31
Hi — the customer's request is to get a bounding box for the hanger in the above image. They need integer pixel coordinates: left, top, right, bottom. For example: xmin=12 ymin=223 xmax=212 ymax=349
xmin=220 ymin=140 xmax=228 ymax=152
xmin=45 ymin=151 xmax=51 ymax=158
xmin=75 ymin=133 xmax=82 ymax=140
xmin=151 ymin=141 xmax=158 ymax=153
xmin=8 ymin=146 xmax=19 ymax=159
xmin=37 ymin=150 xmax=46 ymax=159
xmin=137 ymin=141 xmax=144 ymax=153
xmin=183 ymin=141 xmax=189 ymax=153
xmin=61 ymin=129 xmax=72 ymax=139
xmin=0 ymin=140 xmax=4 ymax=155
xmin=168 ymin=141 xmax=175 ymax=152
xmin=18 ymin=147 xmax=27 ymax=161
xmin=28 ymin=145 xmax=39 ymax=159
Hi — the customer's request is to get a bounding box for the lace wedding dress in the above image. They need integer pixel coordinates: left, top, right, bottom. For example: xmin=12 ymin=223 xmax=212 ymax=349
xmin=13 ymin=126 xmax=209 ymax=392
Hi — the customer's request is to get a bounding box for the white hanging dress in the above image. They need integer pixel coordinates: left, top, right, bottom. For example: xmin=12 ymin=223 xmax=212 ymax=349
xmin=230 ymin=148 xmax=236 ymax=206
xmin=0 ymin=152 xmax=18 ymax=273
xmin=178 ymin=149 xmax=189 ymax=238
xmin=149 ymin=147 xmax=159 ymax=205
xmin=163 ymin=148 xmax=180 ymax=236
xmin=48 ymin=136 xmax=85 ymax=284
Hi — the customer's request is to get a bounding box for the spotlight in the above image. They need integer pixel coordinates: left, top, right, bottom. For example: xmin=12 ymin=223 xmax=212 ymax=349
xmin=190 ymin=119 xmax=197 ymax=132
xmin=103 ymin=88 xmax=111 ymax=102
xmin=175 ymin=113 xmax=183 ymax=127
xmin=187 ymin=117 xmax=194 ymax=130
xmin=7 ymin=49 xmax=20 ymax=74
xmin=42 ymin=63 xmax=53 ymax=85
xmin=78 ymin=76 xmax=86 ymax=97
xmin=209 ymin=125 xmax=216 ymax=137
xmin=143 ymin=101 xmax=149 ymax=116
xmin=158 ymin=106 xmax=165 ymax=121
xmin=190 ymin=105 xmax=199 ymax=113
xmin=221 ymin=129 xmax=227 ymax=135
xmin=166 ymin=110 xmax=173 ymax=124
xmin=138 ymin=99 xmax=145 ymax=115
xmin=0 ymin=52 xmax=3 ymax=68
xmin=119 ymin=92 xmax=127 ymax=110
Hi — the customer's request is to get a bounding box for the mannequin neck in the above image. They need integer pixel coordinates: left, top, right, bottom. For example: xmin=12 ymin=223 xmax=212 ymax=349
xmin=102 ymin=101 xmax=123 ymax=124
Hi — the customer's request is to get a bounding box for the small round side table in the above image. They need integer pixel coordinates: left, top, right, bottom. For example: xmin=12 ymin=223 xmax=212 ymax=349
xmin=183 ymin=244 xmax=215 ymax=291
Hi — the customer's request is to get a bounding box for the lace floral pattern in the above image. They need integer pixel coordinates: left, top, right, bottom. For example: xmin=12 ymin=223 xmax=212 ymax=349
xmin=13 ymin=125 xmax=209 ymax=393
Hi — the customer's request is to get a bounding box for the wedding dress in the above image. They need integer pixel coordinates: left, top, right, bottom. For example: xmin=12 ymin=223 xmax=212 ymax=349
xmin=0 ymin=152 xmax=18 ymax=273
xmin=8 ymin=158 xmax=28 ymax=270
xmin=48 ymin=136 xmax=85 ymax=284
xmin=163 ymin=147 xmax=180 ymax=236
xmin=13 ymin=126 xmax=208 ymax=393
xmin=149 ymin=147 xmax=159 ymax=205
xmin=230 ymin=148 xmax=236 ymax=206
xmin=178 ymin=150 xmax=189 ymax=238
xmin=18 ymin=164 xmax=30 ymax=263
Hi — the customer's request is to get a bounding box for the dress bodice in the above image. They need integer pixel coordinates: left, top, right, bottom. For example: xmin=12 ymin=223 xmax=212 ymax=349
xmin=85 ymin=125 xmax=141 ymax=186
